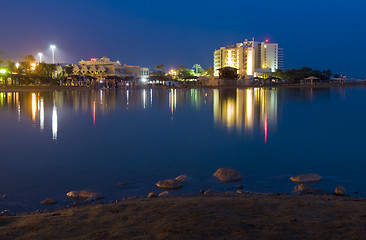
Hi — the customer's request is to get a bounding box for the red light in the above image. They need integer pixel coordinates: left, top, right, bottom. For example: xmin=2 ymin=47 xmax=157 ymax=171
xmin=265 ymin=39 xmax=269 ymax=43
xmin=91 ymin=58 xmax=96 ymax=62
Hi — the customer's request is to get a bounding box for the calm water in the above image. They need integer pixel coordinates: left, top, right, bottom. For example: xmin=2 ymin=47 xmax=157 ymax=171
xmin=0 ymin=87 xmax=365 ymax=212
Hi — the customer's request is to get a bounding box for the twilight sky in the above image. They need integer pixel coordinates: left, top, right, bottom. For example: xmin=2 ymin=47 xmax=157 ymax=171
xmin=0 ymin=0 xmax=364 ymax=78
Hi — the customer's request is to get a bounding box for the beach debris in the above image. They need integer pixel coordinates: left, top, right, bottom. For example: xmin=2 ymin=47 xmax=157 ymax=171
xmin=156 ymin=179 xmax=183 ymax=189
xmin=1 ymin=210 xmax=10 ymax=216
xmin=334 ymin=186 xmax=346 ymax=196
xmin=66 ymin=190 xmax=103 ymax=201
xmin=293 ymin=184 xmax=327 ymax=195
xmin=213 ymin=167 xmax=244 ymax=182
xmin=175 ymin=174 xmax=189 ymax=184
xmin=147 ymin=192 xmax=157 ymax=198
xmin=159 ymin=191 xmax=169 ymax=197
xmin=290 ymin=173 xmax=322 ymax=183
xmin=40 ymin=198 xmax=57 ymax=205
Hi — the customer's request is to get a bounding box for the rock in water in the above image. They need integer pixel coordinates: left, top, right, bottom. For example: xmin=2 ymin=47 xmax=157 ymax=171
xmin=40 ymin=198 xmax=57 ymax=205
xmin=290 ymin=173 xmax=322 ymax=183
xmin=293 ymin=184 xmax=327 ymax=195
xmin=334 ymin=186 xmax=346 ymax=196
xmin=66 ymin=191 xmax=103 ymax=201
xmin=159 ymin=191 xmax=169 ymax=197
xmin=213 ymin=168 xmax=244 ymax=182
xmin=175 ymin=174 xmax=189 ymax=184
xmin=156 ymin=179 xmax=183 ymax=189
xmin=147 ymin=192 xmax=157 ymax=198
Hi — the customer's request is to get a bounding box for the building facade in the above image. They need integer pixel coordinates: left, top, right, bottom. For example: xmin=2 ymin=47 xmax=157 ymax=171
xmin=214 ymin=38 xmax=284 ymax=77
xmin=73 ymin=56 xmax=149 ymax=81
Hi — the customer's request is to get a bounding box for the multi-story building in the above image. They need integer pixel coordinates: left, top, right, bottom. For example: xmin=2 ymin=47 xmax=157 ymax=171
xmin=73 ymin=56 xmax=149 ymax=81
xmin=214 ymin=38 xmax=284 ymax=77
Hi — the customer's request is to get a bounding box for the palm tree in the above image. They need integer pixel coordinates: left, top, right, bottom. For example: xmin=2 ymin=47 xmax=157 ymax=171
xmin=192 ymin=64 xmax=202 ymax=74
xmin=155 ymin=64 xmax=164 ymax=70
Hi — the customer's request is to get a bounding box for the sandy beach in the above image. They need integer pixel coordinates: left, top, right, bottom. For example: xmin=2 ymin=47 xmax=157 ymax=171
xmin=1 ymin=194 xmax=365 ymax=239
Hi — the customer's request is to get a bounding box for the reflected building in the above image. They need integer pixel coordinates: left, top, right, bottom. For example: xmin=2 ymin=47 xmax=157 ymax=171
xmin=213 ymin=88 xmax=278 ymax=142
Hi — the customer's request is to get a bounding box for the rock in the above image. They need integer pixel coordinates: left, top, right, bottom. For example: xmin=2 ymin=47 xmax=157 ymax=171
xmin=290 ymin=173 xmax=322 ymax=183
xmin=147 ymin=192 xmax=157 ymax=198
xmin=204 ymin=189 xmax=219 ymax=196
xmin=334 ymin=186 xmax=346 ymax=196
xmin=237 ymin=185 xmax=244 ymax=189
xmin=213 ymin=167 xmax=244 ymax=182
xmin=40 ymin=198 xmax=57 ymax=205
xmin=1 ymin=210 xmax=10 ymax=216
xmin=156 ymin=179 xmax=183 ymax=189
xmin=66 ymin=190 xmax=103 ymax=201
xmin=159 ymin=191 xmax=169 ymax=197
xmin=199 ymin=189 xmax=206 ymax=194
xmin=175 ymin=174 xmax=189 ymax=184
xmin=293 ymin=184 xmax=327 ymax=195
xmin=237 ymin=189 xmax=245 ymax=194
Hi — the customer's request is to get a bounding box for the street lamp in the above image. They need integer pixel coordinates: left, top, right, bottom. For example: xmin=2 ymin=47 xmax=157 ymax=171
xmin=38 ymin=52 xmax=43 ymax=63
xmin=50 ymin=45 xmax=56 ymax=64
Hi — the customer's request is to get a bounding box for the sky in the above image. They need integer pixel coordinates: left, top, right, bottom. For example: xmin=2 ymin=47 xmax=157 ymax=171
xmin=0 ymin=0 xmax=365 ymax=78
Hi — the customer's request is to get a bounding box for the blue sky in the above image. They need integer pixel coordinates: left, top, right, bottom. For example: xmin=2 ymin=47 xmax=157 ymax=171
xmin=0 ymin=0 xmax=365 ymax=77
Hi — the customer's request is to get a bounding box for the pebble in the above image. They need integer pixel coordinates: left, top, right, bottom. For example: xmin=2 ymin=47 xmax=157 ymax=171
xmin=334 ymin=186 xmax=346 ymax=196
xmin=175 ymin=174 xmax=189 ymax=184
xmin=147 ymin=192 xmax=157 ymax=198
xmin=290 ymin=173 xmax=322 ymax=183
xmin=213 ymin=167 xmax=244 ymax=182
xmin=66 ymin=190 xmax=103 ymax=201
xmin=156 ymin=179 xmax=183 ymax=189
xmin=159 ymin=191 xmax=169 ymax=197
xmin=40 ymin=198 xmax=57 ymax=205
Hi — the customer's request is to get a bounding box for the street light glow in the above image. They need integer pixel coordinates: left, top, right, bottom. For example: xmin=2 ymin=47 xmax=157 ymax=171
xmin=50 ymin=45 xmax=56 ymax=64
xmin=38 ymin=52 xmax=43 ymax=63
xmin=0 ymin=69 xmax=6 ymax=74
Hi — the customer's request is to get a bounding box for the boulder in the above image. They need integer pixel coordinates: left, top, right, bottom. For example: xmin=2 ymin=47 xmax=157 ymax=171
xmin=156 ymin=179 xmax=183 ymax=189
xmin=334 ymin=186 xmax=346 ymax=196
xmin=290 ymin=173 xmax=322 ymax=183
xmin=159 ymin=191 xmax=169 ymax=197
xmin=293 ymin=184 xmax=327 ymax=195
xmin=213 ymin=168 xmax=244 ymax=182
xmin=40 ymin=198 xmax=57 ymax=205
xmin=66 ymin=190 xmax=103 ymax=201
xmin=147 ymin=192 xmax=157 ymax=198
xmin=175 ymin=174 xmax=189 ymax=184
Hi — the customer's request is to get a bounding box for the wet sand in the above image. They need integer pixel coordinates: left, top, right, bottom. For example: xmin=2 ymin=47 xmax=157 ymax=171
xmin=1 ymin=194 xmax=366 ymax=239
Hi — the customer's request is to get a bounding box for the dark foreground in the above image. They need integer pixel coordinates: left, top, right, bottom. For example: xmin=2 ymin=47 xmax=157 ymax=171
xmin=1 ymin=194 xmax=366 ymax=240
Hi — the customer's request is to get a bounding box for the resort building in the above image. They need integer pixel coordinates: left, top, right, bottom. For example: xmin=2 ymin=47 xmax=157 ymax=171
xmin=214 ymin=38 xmax=284 ymax=77
xmin=73 ymin=56 xmax=149 ymax=81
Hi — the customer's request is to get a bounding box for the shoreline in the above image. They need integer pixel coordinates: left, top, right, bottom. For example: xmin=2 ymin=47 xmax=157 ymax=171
xmin=0 ymin=83 xmax=365 ymax=92
xmin=1 ymin=193 xmax=365 ymax=239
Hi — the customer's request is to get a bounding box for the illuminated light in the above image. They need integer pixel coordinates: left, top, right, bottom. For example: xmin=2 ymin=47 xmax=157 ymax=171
xmin=91 ymin=58 xmax=96 ymax=62
xmin=30 ymin=62 xmax=37 ymax=71
xmin=15 ymin=63 xmax=20 ymax=68
xmin=143 ymin=89 xmax=146 ymax=109
xmin=50 ymin=45 xmax=56 ymax=64
xmin=0 ymin=69 xmax=6 ymax=74
xmin=38 ymin=52 xmax=43 ymax=63
xmin=265 ymin=39 xmax=269 ymax=43
xmin=150 ymin=88 xmax=153 ymax=105
xmin=141 ymin=78 xmax=147 ymax=83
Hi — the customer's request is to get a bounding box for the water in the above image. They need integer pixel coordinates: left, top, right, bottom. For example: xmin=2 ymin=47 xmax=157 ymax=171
xmin=0 ymin=87 xmax=365 ymax=212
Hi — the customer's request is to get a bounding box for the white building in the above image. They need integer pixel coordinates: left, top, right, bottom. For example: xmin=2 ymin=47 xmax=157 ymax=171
xmin=214 ymin=38 xmax=284 ymax=77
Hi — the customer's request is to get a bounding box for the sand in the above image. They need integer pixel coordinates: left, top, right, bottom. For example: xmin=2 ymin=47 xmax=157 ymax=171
xmin=1 ymin=194 xmax=366 ymax=239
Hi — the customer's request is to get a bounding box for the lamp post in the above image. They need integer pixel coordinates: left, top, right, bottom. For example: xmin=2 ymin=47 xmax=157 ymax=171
xmin=38 ymin=52 xmax=43 ymax=63
xmin=50 ymin=45 xmax=56 ymax=64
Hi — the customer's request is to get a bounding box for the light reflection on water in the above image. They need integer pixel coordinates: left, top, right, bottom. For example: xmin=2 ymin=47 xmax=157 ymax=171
xmin=0 ymin=87 xmax=365 ymax=212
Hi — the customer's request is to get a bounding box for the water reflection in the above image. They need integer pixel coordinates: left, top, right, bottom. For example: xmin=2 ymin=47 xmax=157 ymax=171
xmin=0 ymin=88 xmax=338 ymax=142
xmin=213 ymin=88 xmax=278 ymax=142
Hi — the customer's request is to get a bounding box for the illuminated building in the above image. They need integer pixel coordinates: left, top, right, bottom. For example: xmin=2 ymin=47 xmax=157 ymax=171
xmin=214 ymin=38 xmax=284 ymax=77
xmin=74 ymin=57 xmax=149 ymax=81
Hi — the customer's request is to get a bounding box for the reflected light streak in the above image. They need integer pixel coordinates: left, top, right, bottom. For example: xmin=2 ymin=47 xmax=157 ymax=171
xmin=264 ymin=112 xmax=268 ymax=144
xmin=126 ymin=90 xmax=129 ymax=106
xmin=40 ymin=98 xmax=44 ymax=132
xmin=150 ymin=88 xmax=153 ymax=106
xmin=93 ymin=101 xmax=96 ymax=126
xmin=52 ymin=103 xmax=58 ymax=140
xmin=31 ymin=93 xmax=36 ymax=125
xmin=143 ymin=89 xmax=146 ymax=109
xmin=246 ymin=89 xmax=253 ymax=129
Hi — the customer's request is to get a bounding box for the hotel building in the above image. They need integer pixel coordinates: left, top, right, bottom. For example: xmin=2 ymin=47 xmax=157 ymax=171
xmin=214 ymin=38 xmax=284 ymax=77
